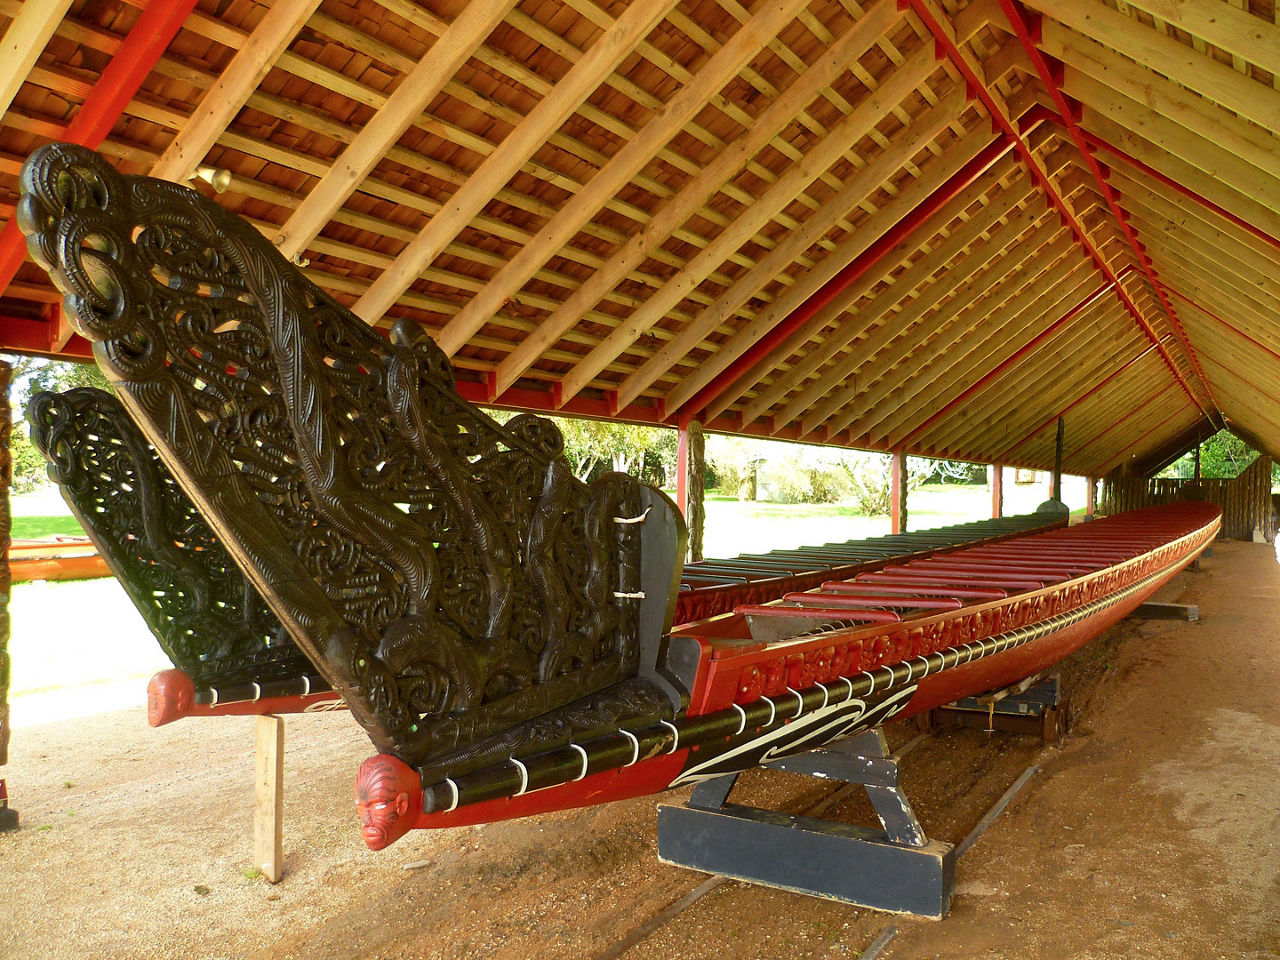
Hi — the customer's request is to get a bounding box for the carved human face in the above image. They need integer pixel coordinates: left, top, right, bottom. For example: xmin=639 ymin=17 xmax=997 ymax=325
xmin=355 ymin=756 xmax=416 ymax=850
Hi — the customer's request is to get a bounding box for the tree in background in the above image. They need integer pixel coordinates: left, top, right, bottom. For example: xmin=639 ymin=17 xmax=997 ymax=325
xmin=2 ymin=354 xmax=113 ymax=493
xmin=1161 ymin=430 xmax=1257 ymax=479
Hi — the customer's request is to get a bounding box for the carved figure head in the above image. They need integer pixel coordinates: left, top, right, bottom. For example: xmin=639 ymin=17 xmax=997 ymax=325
xmin=147 ymin=670 xmax=195 ymax=727
xmin=355 ymin=754 xmax=420 ymax=850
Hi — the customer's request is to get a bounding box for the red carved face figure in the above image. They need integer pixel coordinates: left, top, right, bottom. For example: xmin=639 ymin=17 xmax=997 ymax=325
xmin=355 ymin=755 xmax=419 ymax=851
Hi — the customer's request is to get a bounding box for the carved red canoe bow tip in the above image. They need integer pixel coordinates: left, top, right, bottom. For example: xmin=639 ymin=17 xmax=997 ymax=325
xmin=147 ymin=670 xmax=196 ymax=727
xmin=356 ymin=754 xmax=422 ymax=852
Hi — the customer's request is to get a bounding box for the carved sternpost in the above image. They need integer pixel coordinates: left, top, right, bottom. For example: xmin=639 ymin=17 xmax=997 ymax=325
xmin=0 ymin=360 xmax=16 ymax=831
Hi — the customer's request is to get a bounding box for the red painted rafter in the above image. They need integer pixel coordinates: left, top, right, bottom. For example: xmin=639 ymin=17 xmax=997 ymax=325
xmin=0 ymin=0 xmax=200 ymax=304
xmin=996 ymin=0 xmax=1220 ymax=424
xmin=902 ymin=0 xmax=1212 ymax=431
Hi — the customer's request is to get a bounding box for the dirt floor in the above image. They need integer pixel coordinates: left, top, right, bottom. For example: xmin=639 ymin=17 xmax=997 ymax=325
xmin=2 ymin=540 xmax=1278 ymax=960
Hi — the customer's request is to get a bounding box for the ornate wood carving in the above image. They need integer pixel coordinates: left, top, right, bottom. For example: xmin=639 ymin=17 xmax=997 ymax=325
xmin=27 ymin=386 xmax=303 ymax=688
xmin=17 ymin=143 xmax=686 ymax=774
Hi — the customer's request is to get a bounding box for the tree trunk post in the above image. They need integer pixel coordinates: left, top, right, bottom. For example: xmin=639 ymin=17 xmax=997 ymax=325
xmin=685 ymin=421 xmax=705 ymax=563
xmin=891 ymin=450 xmax=907 ymax=535
xmin=1086 ymin=475 xmax=1097 ymax=517
xmin=1194 ymin=443 xmax=1201 ymax=480
xmin=990 ymin=463 xmax=1003 ymax=519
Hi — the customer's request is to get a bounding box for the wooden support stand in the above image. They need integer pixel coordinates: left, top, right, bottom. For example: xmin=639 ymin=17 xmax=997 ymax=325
xmin=925 ymin=674 xmax=1070 ymax=745
xmin=656 ymin=729 xmax=955 ymax=919
xmin=254 ymin=715 xmax=285 ymax=883
xmin=1130 ymin=602 xmax=1199 ymax=621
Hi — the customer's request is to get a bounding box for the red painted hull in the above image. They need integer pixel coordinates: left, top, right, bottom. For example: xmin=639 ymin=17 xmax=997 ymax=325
xmin=394 ymin=503 xmax=1216 ymax=836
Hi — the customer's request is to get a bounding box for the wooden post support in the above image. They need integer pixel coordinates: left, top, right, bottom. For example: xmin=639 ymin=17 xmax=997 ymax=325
xmin=676 ymin=425 xmax=689 ymax=518
xmin=1052 ymin=417 xmax=1065 ymax=501
xmin=891 ymin=450 xmax=907 ymax=535
xmin=1194 ymin=443 xmax=1201 ymax=480
xmin=685 ymin=421 xmax=705 ymax=564
xmin=990 ymin=463 xmax=1003 ymax=519
xmin=254 ymin=715 xmax=285 ymax=883
xmin=1086 ymin=475 xmax=1097 ymax=517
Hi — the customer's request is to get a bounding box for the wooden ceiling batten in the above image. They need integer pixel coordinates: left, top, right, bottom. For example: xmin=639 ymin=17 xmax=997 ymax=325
xmin=149 ymin=0 xmax=324 ymax=182
xmin=0 ymin=0 xmax=76 ymax=125
xmin=350 ymin=0 xmax=682 ymax=325
xmin=274 ymin=0 xmax=520 ymax=262
xmin=438 ymin=0 xmax=818 ymax=373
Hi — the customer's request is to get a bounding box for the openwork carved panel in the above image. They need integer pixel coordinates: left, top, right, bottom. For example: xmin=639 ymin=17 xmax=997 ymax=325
xmin=28 ymin=387 xmax=305 ymax=688
xmin=18 ymin=143 xmax=685 ymax=769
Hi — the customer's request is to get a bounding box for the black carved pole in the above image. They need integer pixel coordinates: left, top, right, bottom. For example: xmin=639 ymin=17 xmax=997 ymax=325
xmin=1052 ymin=417 xmax=1065 ymax=501
xmin=0 ymin=359 xmax=17 ymax=831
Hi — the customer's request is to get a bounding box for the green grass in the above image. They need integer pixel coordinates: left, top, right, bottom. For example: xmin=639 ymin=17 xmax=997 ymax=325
xmin=11 ymin=515 xmax=87 ymax=539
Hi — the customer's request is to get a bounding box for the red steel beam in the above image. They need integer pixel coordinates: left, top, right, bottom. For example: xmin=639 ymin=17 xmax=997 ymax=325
xmin=0 ymin=0 xmax=200 ymax=301
xmin=996 ymin=0 xmax=1219 ymax=424
xmin=903 ymin=0 xmax=1212 ymax=428
xmin=898 ymin=276 xmax=1117 ymax=452
xmin=670 ymin=132 xmax=1021 ymax=427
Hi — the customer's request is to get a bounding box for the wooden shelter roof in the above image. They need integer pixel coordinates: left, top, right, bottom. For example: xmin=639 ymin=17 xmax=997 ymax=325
xmin=1 ymin=0 xmax=1277 ymax=475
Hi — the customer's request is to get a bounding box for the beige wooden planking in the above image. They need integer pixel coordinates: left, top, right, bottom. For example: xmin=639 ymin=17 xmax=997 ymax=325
xmin=274 ymin=0 xmax=519 ymax=260
xmin=1079 ymin=112 xmax=1280 ymax=246
xmin=150 ymin=0 xmax=324 ymax=182
xmin=1021 ymin=0 xmax=1280 ymax=133
xmin=549 ymin=18 xmax=940 ymax=405
xmin=610 ymin=85 xmax=971 ymax=411
xmin=815 ymin=220 xmax=1072 ymax=437
xmin=0 ymin=0 xmax=75 ymax=128
xmin=254 ymin=715 xmax=285 ymax=884
xmin=1043 ymin=22 xmax=1280 ymax=186
xmin=920 ymin=312 xmax=1147 ymax=456
xmin=853 ymin=255 xmax=1101 ymax=443
xmin=1168 ymin=316 xmax=1280 ymax=410
xmin=817 ymin=216 xmax=1068 ymax=436
xmin=1117 ymin=0 xmax=1280 ymax=80
xmin=864 ymin=262 xmax=1101 ymax=446
xmin=1061 ymin=383 xmax=1192 ymax=474
xmin=348 ymin=0 xmax=681 ymax=323
xmin=1066 ymin=73 xmax=1280 ymax=218
xmin=1089 ymin=403 xmax=1201 ymax=479
xmin=439 ymin=0 xmax=818 ymax=367
xmin=732 ymin=156 xmax=1026 ymax=428
xmin=788 ymin=203 xmax=1057 ymax=434
xmin=502 ymin=0 xmax=912 ymax=401
xmin=1160 ymin=271 xmax=1280 ymax=365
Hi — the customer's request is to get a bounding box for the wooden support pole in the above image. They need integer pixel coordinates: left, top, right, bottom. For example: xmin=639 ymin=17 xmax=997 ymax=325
xmin=1194 ymin=443 xmax=1201 ymax=480
xmin=1086 ymin=476 xmax=1097 ymax=517
xmin=677 ymin=423 xmax=706 ymax=562
xmin=991 ymin=463 xmax=1003 ymax=519
xmin=254 ymin=715 xmax=285 ymax=883
xmin=891 ymin=450 xmax=907 ymax=535
xmin=1052 ymin=417 xmax=1065 ymax=501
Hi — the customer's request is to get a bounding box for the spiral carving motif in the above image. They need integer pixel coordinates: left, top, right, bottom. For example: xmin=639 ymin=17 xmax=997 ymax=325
xmin=18 ymin=143 xmax=671 ymax=769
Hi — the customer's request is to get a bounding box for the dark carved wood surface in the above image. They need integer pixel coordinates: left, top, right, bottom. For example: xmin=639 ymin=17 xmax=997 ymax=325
xmin=27 ymin=387 xmax=307 ymax=689
xmin=18 ymin=142 xmax=686 ymax=774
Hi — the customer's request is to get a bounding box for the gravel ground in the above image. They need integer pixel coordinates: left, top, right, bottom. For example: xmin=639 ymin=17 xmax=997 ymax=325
xmin=1 ymin=541 xmax=1277 ymax=959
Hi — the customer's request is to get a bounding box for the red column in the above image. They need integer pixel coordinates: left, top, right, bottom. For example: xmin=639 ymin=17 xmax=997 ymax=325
xmin=890 ymin=450 xmax=907 ymax=535
xmin=991 ymin=463 xmax=1003 ymax=519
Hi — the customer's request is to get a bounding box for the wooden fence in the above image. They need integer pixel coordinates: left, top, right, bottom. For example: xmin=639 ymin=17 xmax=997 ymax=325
xmin=1100 ymin=456 xmax=1276 ymax=541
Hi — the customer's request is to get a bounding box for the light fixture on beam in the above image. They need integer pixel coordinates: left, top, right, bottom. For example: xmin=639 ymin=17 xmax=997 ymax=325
xmin=190 ymin=164 xmax=231 ymax=193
